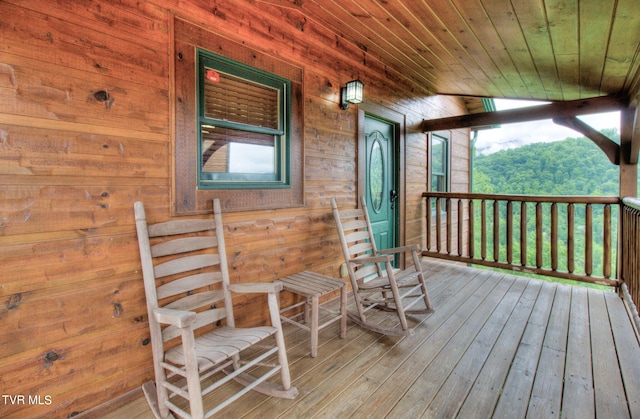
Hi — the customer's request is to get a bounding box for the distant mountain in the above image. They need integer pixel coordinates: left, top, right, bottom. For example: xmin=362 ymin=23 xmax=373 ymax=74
xmin=473 ymin=129 xmax=620 ymax=196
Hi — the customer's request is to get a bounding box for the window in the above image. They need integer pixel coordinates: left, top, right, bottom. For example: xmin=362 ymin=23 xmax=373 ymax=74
xmin=173 ymin=17 xmax=303 ymax=214
xmin=197 ymin=50 xmax=290 ymax=189
xmin=431 ymin=131 xmax=449 ymax=192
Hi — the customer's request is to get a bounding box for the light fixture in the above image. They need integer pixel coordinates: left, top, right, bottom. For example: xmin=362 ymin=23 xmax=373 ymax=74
xmin=340 ymin=79 xmax=364 ymax=110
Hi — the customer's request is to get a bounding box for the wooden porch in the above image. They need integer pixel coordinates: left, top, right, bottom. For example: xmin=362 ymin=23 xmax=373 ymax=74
xmin=100 ymin=260 xmax=640 ymax=419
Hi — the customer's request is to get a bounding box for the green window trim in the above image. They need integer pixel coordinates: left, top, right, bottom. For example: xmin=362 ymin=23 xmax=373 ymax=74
xmin=196 ymin=49 xmax=292 ymax=190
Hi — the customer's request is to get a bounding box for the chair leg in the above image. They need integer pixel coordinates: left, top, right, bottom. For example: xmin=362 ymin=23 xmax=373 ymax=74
xmin=339 ymin=283 xmax=347 ymax=339
xmin=384 ymin=263 xmax=409 ymax=331
xmin=267 ymin=292 xmax=292 ymax=390
xmin=182 ymin=331 xmax=205 ymax=419
xmin=310 ymin=295 xmax=319 ymax=357
xmin=412 ymin=252 xmax=433 ymax=311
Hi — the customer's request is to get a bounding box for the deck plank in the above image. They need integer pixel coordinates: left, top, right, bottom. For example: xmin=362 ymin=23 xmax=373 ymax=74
xmin=455 ymin=278 xmax=542 ymax=418
xmin=604 ymin=291 xmax=640 ymax=418
xmin=388 ymin=272 xmax=516 ymax=418
xmin=561 ymin=286 xmax=596 ymax=419
xmin=589 ymin=289 xmax=631 ymax=419
xmin=309 ymin=264 xmax=478 ymax=418
xmin=526 ymin=283 xmax=571 ymax=418
xmin=349 ymin=270 xmax=501 ymax=417
xmin=492 ymin=281 xmax=557 ymax=418
xmin=422 ymin=275 xmax=530 ymax=418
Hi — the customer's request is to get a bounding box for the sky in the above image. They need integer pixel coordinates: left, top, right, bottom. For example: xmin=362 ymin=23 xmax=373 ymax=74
xmin=475 ymin=99 xmax=621 ymax=155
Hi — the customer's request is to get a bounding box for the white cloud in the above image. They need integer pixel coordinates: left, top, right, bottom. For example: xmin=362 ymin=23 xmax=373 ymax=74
xmin=475 ymin=99 xmax=620 ymax=155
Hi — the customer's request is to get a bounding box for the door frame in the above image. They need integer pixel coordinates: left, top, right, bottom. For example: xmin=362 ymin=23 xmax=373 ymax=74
xmin=357 ymin=103 xmax=407 ymax=269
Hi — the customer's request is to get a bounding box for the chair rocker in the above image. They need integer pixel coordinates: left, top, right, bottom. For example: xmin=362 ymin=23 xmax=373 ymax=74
xmin=331 ymin=197 xmax=434 ymax=336
xmin=134 ymin=199 xmax=298 ymax=419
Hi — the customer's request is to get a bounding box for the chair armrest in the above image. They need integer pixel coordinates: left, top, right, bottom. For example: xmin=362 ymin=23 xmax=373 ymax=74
xmin=153 ymin=307 xmax=196 ymax=328
xmin=228 ymin=282 xmax=283 ymax=294
xmin=349 ymin=254 xmax=393 ymax=265
xmin=378 ymin=244 xmax=420 ymax=255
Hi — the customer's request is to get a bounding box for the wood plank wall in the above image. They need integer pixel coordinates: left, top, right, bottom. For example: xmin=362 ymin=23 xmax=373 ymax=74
xmin=0 ymin=1 xmax=468 ymax=417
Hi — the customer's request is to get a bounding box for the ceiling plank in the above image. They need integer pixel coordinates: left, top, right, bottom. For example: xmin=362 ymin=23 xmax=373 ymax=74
xmin=545 ymin=0 xmax=580 ymax=100
xmin=448 ymin=0 xmax=523 ymax=98
xmin=552 ymin=116 xmax=619 ymax=165
xmin=511 ymin=0 xmax=562 ymax=100
xmin=579 ymin=0 xmax=615 ymax=96
xmin=480 ymin=0 xmax=545 ymax=99
xmin=606 ymin=0 xmax=640 ymax=97
xmin=421 ymin=95 xmax=627 ymax=131
xmin=395 ymin=0 xmax=495 ymax=97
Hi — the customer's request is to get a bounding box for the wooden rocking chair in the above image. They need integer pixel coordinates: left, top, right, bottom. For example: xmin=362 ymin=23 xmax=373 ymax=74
xmin=134 ymin=199 xmax=298 ymax=419
xmin=331 ymin=197 xmax=434 ymax=336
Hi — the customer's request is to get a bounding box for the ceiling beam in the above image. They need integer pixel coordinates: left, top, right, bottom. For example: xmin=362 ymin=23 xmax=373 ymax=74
xmin=421 ymin=95 xmax=628 ymax=132
xmin=552 ymin=117 xmax=619 ymax=165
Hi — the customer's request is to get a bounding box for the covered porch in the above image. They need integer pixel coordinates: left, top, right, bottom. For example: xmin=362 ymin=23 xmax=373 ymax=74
xmin=99 ymin=260 xmax=640 ymax=418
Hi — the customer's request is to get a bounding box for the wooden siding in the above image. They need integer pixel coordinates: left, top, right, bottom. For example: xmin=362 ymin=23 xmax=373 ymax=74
xmin=0 ymin=1 xmax=469 ymax=417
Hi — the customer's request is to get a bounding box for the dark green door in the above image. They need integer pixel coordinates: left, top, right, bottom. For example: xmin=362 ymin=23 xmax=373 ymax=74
xmin=365 ymin=115 xmax=398 ymax=262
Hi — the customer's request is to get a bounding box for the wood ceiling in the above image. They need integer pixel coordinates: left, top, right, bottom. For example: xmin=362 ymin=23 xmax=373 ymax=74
xmin=258 ymin=0 xmax=640 ymax=104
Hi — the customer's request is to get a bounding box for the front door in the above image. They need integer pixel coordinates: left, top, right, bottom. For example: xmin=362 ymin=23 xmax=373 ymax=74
xmin=365 ymin=115 xmax=398 ymax=262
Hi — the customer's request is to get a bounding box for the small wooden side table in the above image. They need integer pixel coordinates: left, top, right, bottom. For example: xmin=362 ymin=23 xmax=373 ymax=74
xmin=279 ymin=271 xmax=347 ymax=357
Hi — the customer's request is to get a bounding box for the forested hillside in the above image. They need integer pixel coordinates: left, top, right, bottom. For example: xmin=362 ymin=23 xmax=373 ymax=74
xmin=473 ymin=128 xmax=620 ymax=196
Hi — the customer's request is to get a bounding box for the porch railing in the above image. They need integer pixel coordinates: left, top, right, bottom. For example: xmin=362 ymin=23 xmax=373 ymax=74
xmin=621 ymin=197 xmax=640 ymax=322
xmin=422 ymin=192 xmax=620 ymax=287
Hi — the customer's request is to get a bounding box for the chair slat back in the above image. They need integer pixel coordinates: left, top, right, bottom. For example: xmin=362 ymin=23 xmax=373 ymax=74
xmin=331 ymin=198 xmax=384 ymax=281
xmin=135 ymin=199 xmax=235 ymax=346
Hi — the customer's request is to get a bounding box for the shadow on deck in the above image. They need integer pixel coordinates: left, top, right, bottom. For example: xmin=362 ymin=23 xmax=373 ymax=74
xmin=100 ymin=260 xmax=640 ymax=418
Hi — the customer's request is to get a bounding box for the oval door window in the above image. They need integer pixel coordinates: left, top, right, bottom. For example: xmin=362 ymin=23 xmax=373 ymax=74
xmin=369 ymin=139 xmax=384 ymax=212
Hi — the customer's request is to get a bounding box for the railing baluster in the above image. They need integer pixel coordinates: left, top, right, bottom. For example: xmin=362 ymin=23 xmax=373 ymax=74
xmin=604 ymin=204 xmax=611 ymax=278
xmin=458 ymin=199 xmax=464 ymax=257
xmin=481 ymin=200 xmax=487 ymax=260
xmin=493 ymin=200 xmax=500 ymax=262
xmin=536 ymin=202 xmax=543 ymax=269
xmin=447 ymin=198 xmax=452 ymax=255
xmin=520 ymin=202 xmax=527 ymax=266
xmin=585 ymin=203 xmax=593 ymax=276
xmin=506 ymin=200 xmax=513 ymax=265
xmin=436 ymin=198 xmax=442 ymax=253
xmin=468 ymin=200 xmax=475 ymax=258
xmin=426 ymin=197 xmax=432 ymax=252
xmin=551 ymin=202 xmax=558 ymax=272
xmin=567 ymin=203 xmax=575 ymax=273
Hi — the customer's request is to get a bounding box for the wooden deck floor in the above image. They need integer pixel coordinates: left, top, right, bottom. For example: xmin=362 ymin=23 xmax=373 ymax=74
xmin=102 ymin=261 xmax=640 ymax=419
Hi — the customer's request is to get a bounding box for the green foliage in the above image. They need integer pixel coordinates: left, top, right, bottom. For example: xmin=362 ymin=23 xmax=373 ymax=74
xmin=474 ymin=130 xmax=620 ymax=196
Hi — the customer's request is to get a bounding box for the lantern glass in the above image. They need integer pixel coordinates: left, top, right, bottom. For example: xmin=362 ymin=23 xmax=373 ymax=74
xmin=345 ymin=80 xmax=364 ymax=104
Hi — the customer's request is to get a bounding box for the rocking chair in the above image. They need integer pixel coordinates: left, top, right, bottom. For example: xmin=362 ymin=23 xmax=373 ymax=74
xmin=134 ymin=199 xmax=298 ymax=419
xmin=331 ymin=197 xmax=434 ymax=336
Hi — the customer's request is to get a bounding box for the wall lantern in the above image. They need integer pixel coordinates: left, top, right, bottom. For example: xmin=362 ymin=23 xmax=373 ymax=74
xmin=340 ymin=79 xmax=364 ymax=110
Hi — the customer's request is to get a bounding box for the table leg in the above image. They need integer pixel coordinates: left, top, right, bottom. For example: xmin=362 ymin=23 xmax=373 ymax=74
xmin=339 ymin=285 xmax=347 ymax=339
xmin=311 ymin=295 xmax=319 ymax=357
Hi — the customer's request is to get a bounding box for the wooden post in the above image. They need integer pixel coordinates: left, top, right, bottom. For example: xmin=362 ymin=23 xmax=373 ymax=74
xmin=620 ymin=107 xmax=638 ymax=198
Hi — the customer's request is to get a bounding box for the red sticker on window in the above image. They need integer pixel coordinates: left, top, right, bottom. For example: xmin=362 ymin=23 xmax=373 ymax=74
xmin=206 ymin=69 xmax=220 ymax=82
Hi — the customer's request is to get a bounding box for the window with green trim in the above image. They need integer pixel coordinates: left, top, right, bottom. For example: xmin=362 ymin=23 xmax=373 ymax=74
xmin=431 ymin=131 xmax=449 ymax=193
xmin=197 ymin=49 xmax=291 ymax=189
xmin=430 ymin=131 xmax=450 ymax=216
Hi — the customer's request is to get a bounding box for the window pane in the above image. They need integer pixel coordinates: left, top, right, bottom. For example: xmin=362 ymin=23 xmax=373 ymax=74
xmin=203 ymin=69 xmax=280 ymax=130
xmin=432 ymin=139 xmax=444 ymax=175
xmin=201 ymin=125 xmax=276 ymax=175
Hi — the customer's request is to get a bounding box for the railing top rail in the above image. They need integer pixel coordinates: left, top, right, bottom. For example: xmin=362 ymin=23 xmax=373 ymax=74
xmin=622 ymin=197 xmax=640 ymax=210
xmin=422 ymin=192 xmax=620 ymax=205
